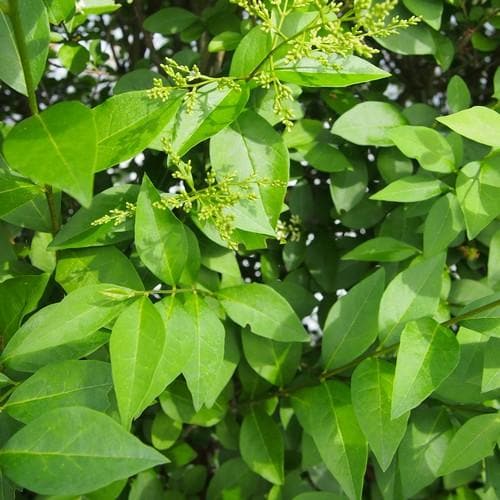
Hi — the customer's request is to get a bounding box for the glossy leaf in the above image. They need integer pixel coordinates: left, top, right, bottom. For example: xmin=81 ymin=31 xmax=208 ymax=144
xmin=4 ymin=102 xmax=97 ymax=206
xmin=456 ymin=160 xmax=500 ymax=239
xmin=437 ymin=107 xmax=500 ymax=147
xmin=423 ymin=193 xmax=464 ymax=256
xmin=331 ymin=102 xmax=407 ymax=147
xmin=49 ymin=184 xmax=139 ymax=250
xmin=0 ymin=407 xmax=166 ymax=495
xmin=391 ymin=318 xmax=459 ymax=418
xmin=0 ymin=273 xmax=49 ymax=342
xmin=242 ymin=328 xmax=301 ymax=386
xmin=275 ymin=53 xmax=390 ymax=87
xmin=398 ymin=407 xmax=453 ymax=498
xmin=4 ymin=360 xmax=112 ymax=423
xmin=439 ymin=414 xmax=500 ymax=474
xmin=110 ymin=297 xmax=172 ymax=428
xmin=218 ymin=283 xmax=308 ymax=342
xmin=93 ymin=90 xmax=184 ymax=171
xmin=240 ymin=406 xmax=284 ymax=485
xmin=55 ymin=246 xmax=144 ymax=292
xmin=388 ymin=126 xmax=455 ymax=173
xmin=342 ymin=237 xmax=419 ymax=262
xmin=163 ymin=82 xmax=249 ymax=156
xmin=0 ymin=284 xmax=134 ymax=372
xmin=210 ymin=109 xmax=288 ymax=235
xmin=321 ymin=269 xmax=385 ymax=370
xmin=379 ymin=253 xmax=446 ymax=346
xmin=370 ymin=174 xmax=447 ymax=202
xmin=0 ymin=1 xmax=49 ymax=95
xmin=292 ymin=381 xmax=368 ymax=500
xmin=352 ymin=358 xmax=409 ymax=471
xmin=182 ymin=293 xmax=225 ymax=411
xmin=0 ymin=171 xmax=41 ymax=217
xmin=143 ymin=7 xmax=198 ymax=34
xmin=135 ymin=175 xmax=189 ymax=286
xmin=483 ymin=337 xmax=500 ymax=392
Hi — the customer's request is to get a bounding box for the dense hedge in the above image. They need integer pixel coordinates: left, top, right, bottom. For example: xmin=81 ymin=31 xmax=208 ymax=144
xmin=0 ymin=0 xmax=500 ymax=498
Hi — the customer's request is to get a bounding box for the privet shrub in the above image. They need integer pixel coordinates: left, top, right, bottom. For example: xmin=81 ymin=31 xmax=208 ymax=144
xmin=0 ymin=0 xmax=499 ymax=498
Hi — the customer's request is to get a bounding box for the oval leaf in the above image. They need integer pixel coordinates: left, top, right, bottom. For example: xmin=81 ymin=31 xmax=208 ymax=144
xmin=0 ymin=407 xmax=166 ymax=496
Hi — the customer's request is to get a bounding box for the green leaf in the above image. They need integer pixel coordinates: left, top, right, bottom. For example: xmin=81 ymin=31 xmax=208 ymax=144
xmin=423 ymin=193 xmax=465 ymax=256
xmin=43 ymin=0 xmax=75 ymax=24
xmin=110 ymin=296 xmax=175 ymax=428
xmin=377 ymin=148 xmax=414 ymax=183
xmin=0 ymin=407 xmax=166 ymax=496
xmin=4 ymin=360 xmax=112 ymax=423
xmin=143 ymin=7 xmax=198 ymax=35
xmin=455 ymin=293 xmax=500 ymax=338
xmin=208 ymin=31 xmax=242 ymax=52
xmin=0 ymin=284 xmax=134 ymax=372
xmin=275 ymin=53 xmax=390 ymax=87
xmin=379 ymin=253 xmax=446 ymax=346
xmin=93 ymin=90 xmax=183 ymax=171
xmin=210 ymin=109 xmax=288 ymax=235
xmin=0 ymin=273 xmax=49 ymax=342
xmin=230 ymin=26 xmax=272 ymax=77
xmin=402 ymin=0 xmax=443 ymax=29
xmin=218 ymin=283 xmax=308 ymax=342
xmin=55 ymin=246 xmax=143 ymax=293
xmin=329 ymin=163 xmax=367 ymax=212
xmin=0 ymin=171 xmax=42 ymax=217
xmin=446 ymin=75 xmax=471 ymax=113
xmin=342 ymin=237 xmax=419 ymax=262
xmin=239 ymin=406 xmax=284 ymax=485
xmin=154 ymin=296 xmax=196 ymax=390
xmin=242 ymin=328 xmax=301 ymax=387
xmin=375 ymin=23 xmax=436 ymax=56
xmin=388 ymin=126 xmax=455 ymax=173
xmin=151 ymin=412 xmax=182 ymax=450
xmin=162 ymin=82 xmax=249 ymax=156
xmin=398 ymin=407 xmax=453 ymax=498
xmin=58 ymin=42 xmax=89 ymax=74
xmin=331 ymin=102 xmax=407 ymax=147
xmin=488 ymin=229 xmax=500 ymax=290
xmin=483 ymin=337 xmax=500 ymax=392
xmin=207 ymin=458 xmax=263 ymax=500
xmin=439 ymin=414 xmax=500 ymax=475
xmin=292 ymin=381 xmax=368 ymax=500
xmin=456 ymin=160 xmax=500 ymax=239
xmin=352 ymin=358 xmax=409 ymax=471
xmin=159 ymin=379 xmax=229 ymax=427
xmin=370 ymin=174 xmax=447 ymax=202
xmin=391 ymin=318 xmax=459 ymax=418
xmin=437 ymin=107 xmax=500 ymax=147
xmin=4 ymin=101 xmax=97 ymax=206
xmin=49 ymin=184 xmax=138 ymax=250
xmin=434 ymin=327 xmax=492 ymax=404
xmin=0 ymin=1 xmax=49 ymax=95
xmin=135 ymin=175 xmax=189 ymax=286
xmin=182 ymin=293 xmax=226 ymax=411
xmin=321 ymin=269 xmax=385 ymax=370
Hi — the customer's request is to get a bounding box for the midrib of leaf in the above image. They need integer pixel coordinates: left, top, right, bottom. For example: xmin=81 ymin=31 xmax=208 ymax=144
xmin=394 ymin=323 xmax=439 ymax=414
xmin=382 ymin=261 xmax=441 ymax=344
xmin=443 ymin=416 xmax=500 ymax=470
xmin=2 ymin=13 xmax=25 ymax=93
xmin=5 ymin=382 xmax=111 ymax=408
xmin=36 ymin=116 xmax=83 ymax=191
xmin=324 ymin=284 xmax=377 ymax=370
xmin=324 ymin=385 xmax=355 ymax=496
xmin=250 ymin=410 xmax=280 ymax=480
xmin=4 ymin=301 xmax=111 ymax=359
xmin=121 ymin=299 xmax=145 ymax=426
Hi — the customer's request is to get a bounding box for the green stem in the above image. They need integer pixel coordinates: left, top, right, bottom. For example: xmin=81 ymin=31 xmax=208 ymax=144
xmin=442 ymin=298 xmax=500 ymax=327
xmin=8 ymin=0 xmax=60 ymax=235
